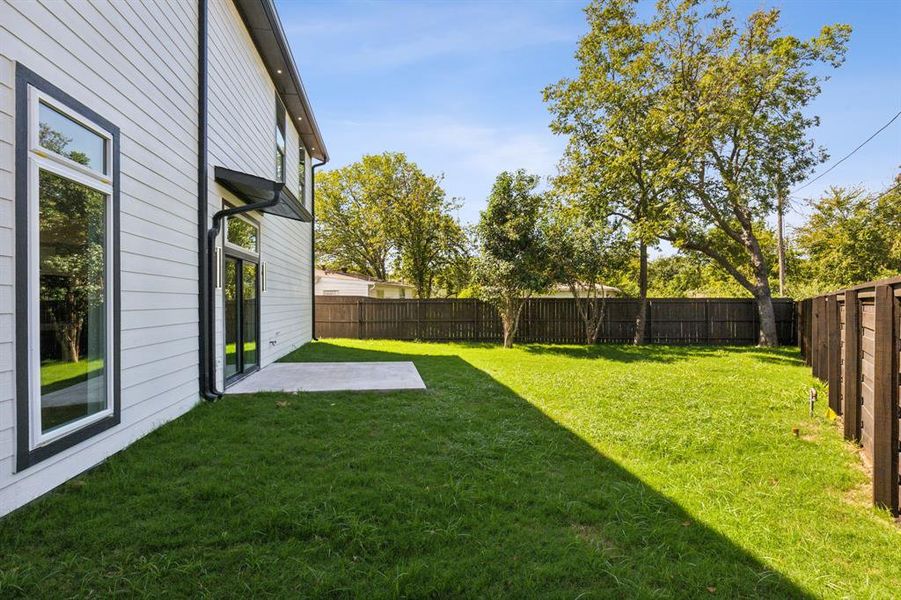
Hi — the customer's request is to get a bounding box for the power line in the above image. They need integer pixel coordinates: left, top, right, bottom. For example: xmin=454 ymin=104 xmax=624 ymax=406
xmin=791 ymin=109 xmax=901 ymax=194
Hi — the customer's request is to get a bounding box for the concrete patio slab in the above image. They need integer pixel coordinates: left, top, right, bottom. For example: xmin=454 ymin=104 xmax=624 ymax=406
xmin=225 ymin=362 xmax=426 ymax=393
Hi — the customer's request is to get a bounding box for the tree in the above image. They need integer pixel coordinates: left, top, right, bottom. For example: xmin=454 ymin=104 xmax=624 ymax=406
xmin=315 ymin=152 xmax=466 ymax=297
xmin=472 ymin=170 xmax=550 ymax=348
xmin=544 ymin=198 xmax=630 ymax=343
xmin=662 ymin=3 xmax=850 ymax=345
xmin=544 ymin=0 xmax=685 ymax=345
xmin=795 ymin=179 xmax=901 ymax=292
xmin=315 ymin=154 xmax=397 ymax=279
xmin=38 ymin=125 xmax=106 ymax=363
xmin=387 ymin=168 xmax=468 ymax=298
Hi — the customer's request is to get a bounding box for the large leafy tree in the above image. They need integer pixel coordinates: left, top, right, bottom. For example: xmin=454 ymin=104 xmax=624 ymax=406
xmin=661 ymin=2 xmax=850 ymax=345
xmin=315 ymin=154 xmax=397 ymax=280
xmin=795 ymin=179 xmax=901 ymax=292
xmin=544 ymin=198 xmax=630 ymax=343
xmin=387 ymin=170 xmax=468 ymax=299
xmin=472 ymin=170 xmax=550 ymax=348
xmin=544 ymin=0 xmax=686 ymax=345
xmin=315 ymin=152 xmax=466 ymax=297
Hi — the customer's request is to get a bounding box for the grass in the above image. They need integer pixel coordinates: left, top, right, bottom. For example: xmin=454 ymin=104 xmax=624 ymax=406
xmin=40 ymin=358 xmax=103 ymax=394
xmin=1 ymin=339 xmax=899 ymax=598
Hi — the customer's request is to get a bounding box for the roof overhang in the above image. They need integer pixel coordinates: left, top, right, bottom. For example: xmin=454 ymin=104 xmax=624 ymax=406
xmin=215 ymin=166 xmax=312 ymax=222
xmin=232 ymin=0 xmax=328 ymax=162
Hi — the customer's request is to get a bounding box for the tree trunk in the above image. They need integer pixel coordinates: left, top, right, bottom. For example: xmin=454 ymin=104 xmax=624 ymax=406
xmin=586 ymin=296 xmax=607 ymax=345
xmin=501 ymin=297 xmax=522 ymax=348
xmin=749 ymin=245 xmax=779 ymax=346
xmin=755 ymin=290 xmax=779 ymax=347
xmin=777 ymin=191 xmax=786 ymax=297
xmin=633 ymin=241 xmax=648 ymax=345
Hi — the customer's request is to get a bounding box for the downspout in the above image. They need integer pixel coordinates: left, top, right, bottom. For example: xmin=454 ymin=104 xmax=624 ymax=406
xmin=198 ymin=0 xmax=214 ymax=400
xmin=204 ymin=190 xmax=285 ymax=400
xmin=311 ymin=159 xmax=327 ymax=340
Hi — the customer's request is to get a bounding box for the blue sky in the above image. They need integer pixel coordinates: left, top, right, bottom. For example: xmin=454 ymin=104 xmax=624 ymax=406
xmin=278 ymin=0 xmax=901 ymax=239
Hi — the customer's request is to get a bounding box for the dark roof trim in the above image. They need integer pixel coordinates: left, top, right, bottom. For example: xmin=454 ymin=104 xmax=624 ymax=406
xmin=215 ymin=166 xmax=312 ymax=222
xmin=233 ymin=0 xmax=328 ymax=161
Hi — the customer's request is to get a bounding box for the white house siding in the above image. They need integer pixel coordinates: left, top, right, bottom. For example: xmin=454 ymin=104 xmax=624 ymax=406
xmin=315 ymin=276 xmax=372 ymax=297
xmin=208 ymin=0 xmax=312 ymax=389
xmin=0 ymin=0 xmax=202 ymax=516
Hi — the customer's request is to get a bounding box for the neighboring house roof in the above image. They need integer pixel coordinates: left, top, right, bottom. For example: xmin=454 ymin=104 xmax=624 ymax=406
xmin=547 ymin=283 xmax=622 ymax=295
xmin=234 ymin=0 xmax=328 ymax=161
xmin=315 ymin=269 xmax=416 ymax=289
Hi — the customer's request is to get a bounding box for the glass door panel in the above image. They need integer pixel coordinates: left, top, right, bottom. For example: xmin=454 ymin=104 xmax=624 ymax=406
xmin=224 ymin=257 xmax=239 ymax=380
xmin=242 ymin=262 xmax=258 ymax=371
xmin=223 ymin=254 xmax=259 ymax=383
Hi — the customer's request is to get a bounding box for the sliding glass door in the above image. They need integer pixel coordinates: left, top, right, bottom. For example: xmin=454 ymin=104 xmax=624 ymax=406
xmin=223 ymin=255 xmax=259 ymax=384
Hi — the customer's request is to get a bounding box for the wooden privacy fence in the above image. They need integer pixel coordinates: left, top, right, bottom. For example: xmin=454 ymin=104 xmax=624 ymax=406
xmin=316 ymin=296 xmax=796 ymax=345
xmin=798 ymin=276 xmax=901 ymax=513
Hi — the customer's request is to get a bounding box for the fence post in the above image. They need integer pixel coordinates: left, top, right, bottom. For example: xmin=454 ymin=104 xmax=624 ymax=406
xmin=814 ymin=296 xmax=828 ymax=381
xmin=827 ymin=294 xmax=842 ymax=414
xmin=704 ymin=299 xmax=710 ymax=344
xmin=357 ymin=298 xmax=364 ymax=339
xmin=872 ymin=284 xmax=898 ymax=513
xmin=843 ymin=290 xmax=860 ymax=442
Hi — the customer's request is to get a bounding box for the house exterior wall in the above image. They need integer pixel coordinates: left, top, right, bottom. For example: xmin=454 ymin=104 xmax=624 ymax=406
xmin=0 ymin=0 xmax=314 ymax=516
xmin=0 ymin=0 xmax=201 ymax=516
xmin=371 ymin=284 xmax=414 ymax=299
xmin=207 ymin=0 xmax=312 ymax=389
xmin=315 ymin=275 xmax=371 ymax=297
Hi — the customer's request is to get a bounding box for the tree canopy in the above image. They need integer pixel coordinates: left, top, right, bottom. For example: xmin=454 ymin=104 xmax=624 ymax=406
xmin=472 ymin=170 xmax=550 ymax=347
xmin=315 ymin=152 xmax=467 ymax=297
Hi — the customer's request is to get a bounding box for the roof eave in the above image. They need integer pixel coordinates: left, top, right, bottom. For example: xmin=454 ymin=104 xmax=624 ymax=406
xmin=232 ymin=0 xmax=328 ymax=162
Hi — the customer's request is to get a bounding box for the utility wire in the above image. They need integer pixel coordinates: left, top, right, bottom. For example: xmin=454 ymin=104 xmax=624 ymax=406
xmin=791 ymin=109 xmax=901 ymax=194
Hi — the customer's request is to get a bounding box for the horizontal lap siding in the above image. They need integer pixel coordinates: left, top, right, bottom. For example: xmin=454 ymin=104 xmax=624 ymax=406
xmin=0 ymin=56 xmax=12 ymax=474
xmin=0 ymin=0 xmax=200 ymax=515
xmin=208 ymin=0 xmax=311 ymax=384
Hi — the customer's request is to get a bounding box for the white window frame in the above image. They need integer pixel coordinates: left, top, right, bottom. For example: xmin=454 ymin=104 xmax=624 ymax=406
xmin=26 ymin=86 xmax=116 ymax=449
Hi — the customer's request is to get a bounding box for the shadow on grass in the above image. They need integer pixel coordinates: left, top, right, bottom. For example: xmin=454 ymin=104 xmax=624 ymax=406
xmin=516 ymin=340 xmax=805 ymax=366
xmin=0 ymin=341 xmax=810 ymax=597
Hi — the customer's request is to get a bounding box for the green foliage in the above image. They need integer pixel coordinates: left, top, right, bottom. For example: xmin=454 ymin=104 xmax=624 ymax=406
xmin=315 ymin=152 xmax=467 ymax=296
xmin=544 ymin=197 xmax=631 ymax=342
xmin=473 ymin=170 xmax=551 ymax=346
xmin=661 ymin=2 xmax=851 ymax=301
xmin=795 ymin=181 xmax=901 ymax=293
xmin=2 ymin=339 xmax=900 ymax=597
xmin=545 ymin=0 xmax=851 ymax=345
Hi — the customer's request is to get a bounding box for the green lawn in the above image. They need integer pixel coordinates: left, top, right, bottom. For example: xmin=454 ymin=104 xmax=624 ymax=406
xmin=1 ymin=340 xmax=898 ymax=598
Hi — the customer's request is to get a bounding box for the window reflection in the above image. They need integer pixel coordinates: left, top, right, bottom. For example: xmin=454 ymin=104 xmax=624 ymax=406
xmin=227 ymin=217 xmax=258 ymax=253
xmin=39 ymin=169 xmax=107 ymax=433
xmin=39 ymin=102 xmax=107 ymax=173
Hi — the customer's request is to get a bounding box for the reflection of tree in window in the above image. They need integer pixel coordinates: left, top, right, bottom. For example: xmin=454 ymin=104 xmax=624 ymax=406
xmin=38 ymin=129 xmax=105 ymax=366
xmin=37 ymin=124 xmax=107 ymax=432
xmin=227 ymin=217 xmax=258 ymax=252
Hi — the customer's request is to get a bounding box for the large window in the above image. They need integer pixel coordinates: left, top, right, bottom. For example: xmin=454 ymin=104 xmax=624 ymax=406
xmin=16 ymin=65 xmax=120 ymax=470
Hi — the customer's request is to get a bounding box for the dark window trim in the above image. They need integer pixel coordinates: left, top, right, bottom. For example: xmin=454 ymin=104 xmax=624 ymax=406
xmin=14 ymin=63 xmax=121 ymax=471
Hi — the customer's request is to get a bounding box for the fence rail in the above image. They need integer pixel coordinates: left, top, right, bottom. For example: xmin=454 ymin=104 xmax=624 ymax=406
xmin=316 ymin=296 xmax=796 ymax=346
xmin=798 ymin=275 xmax=901 ymax=514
